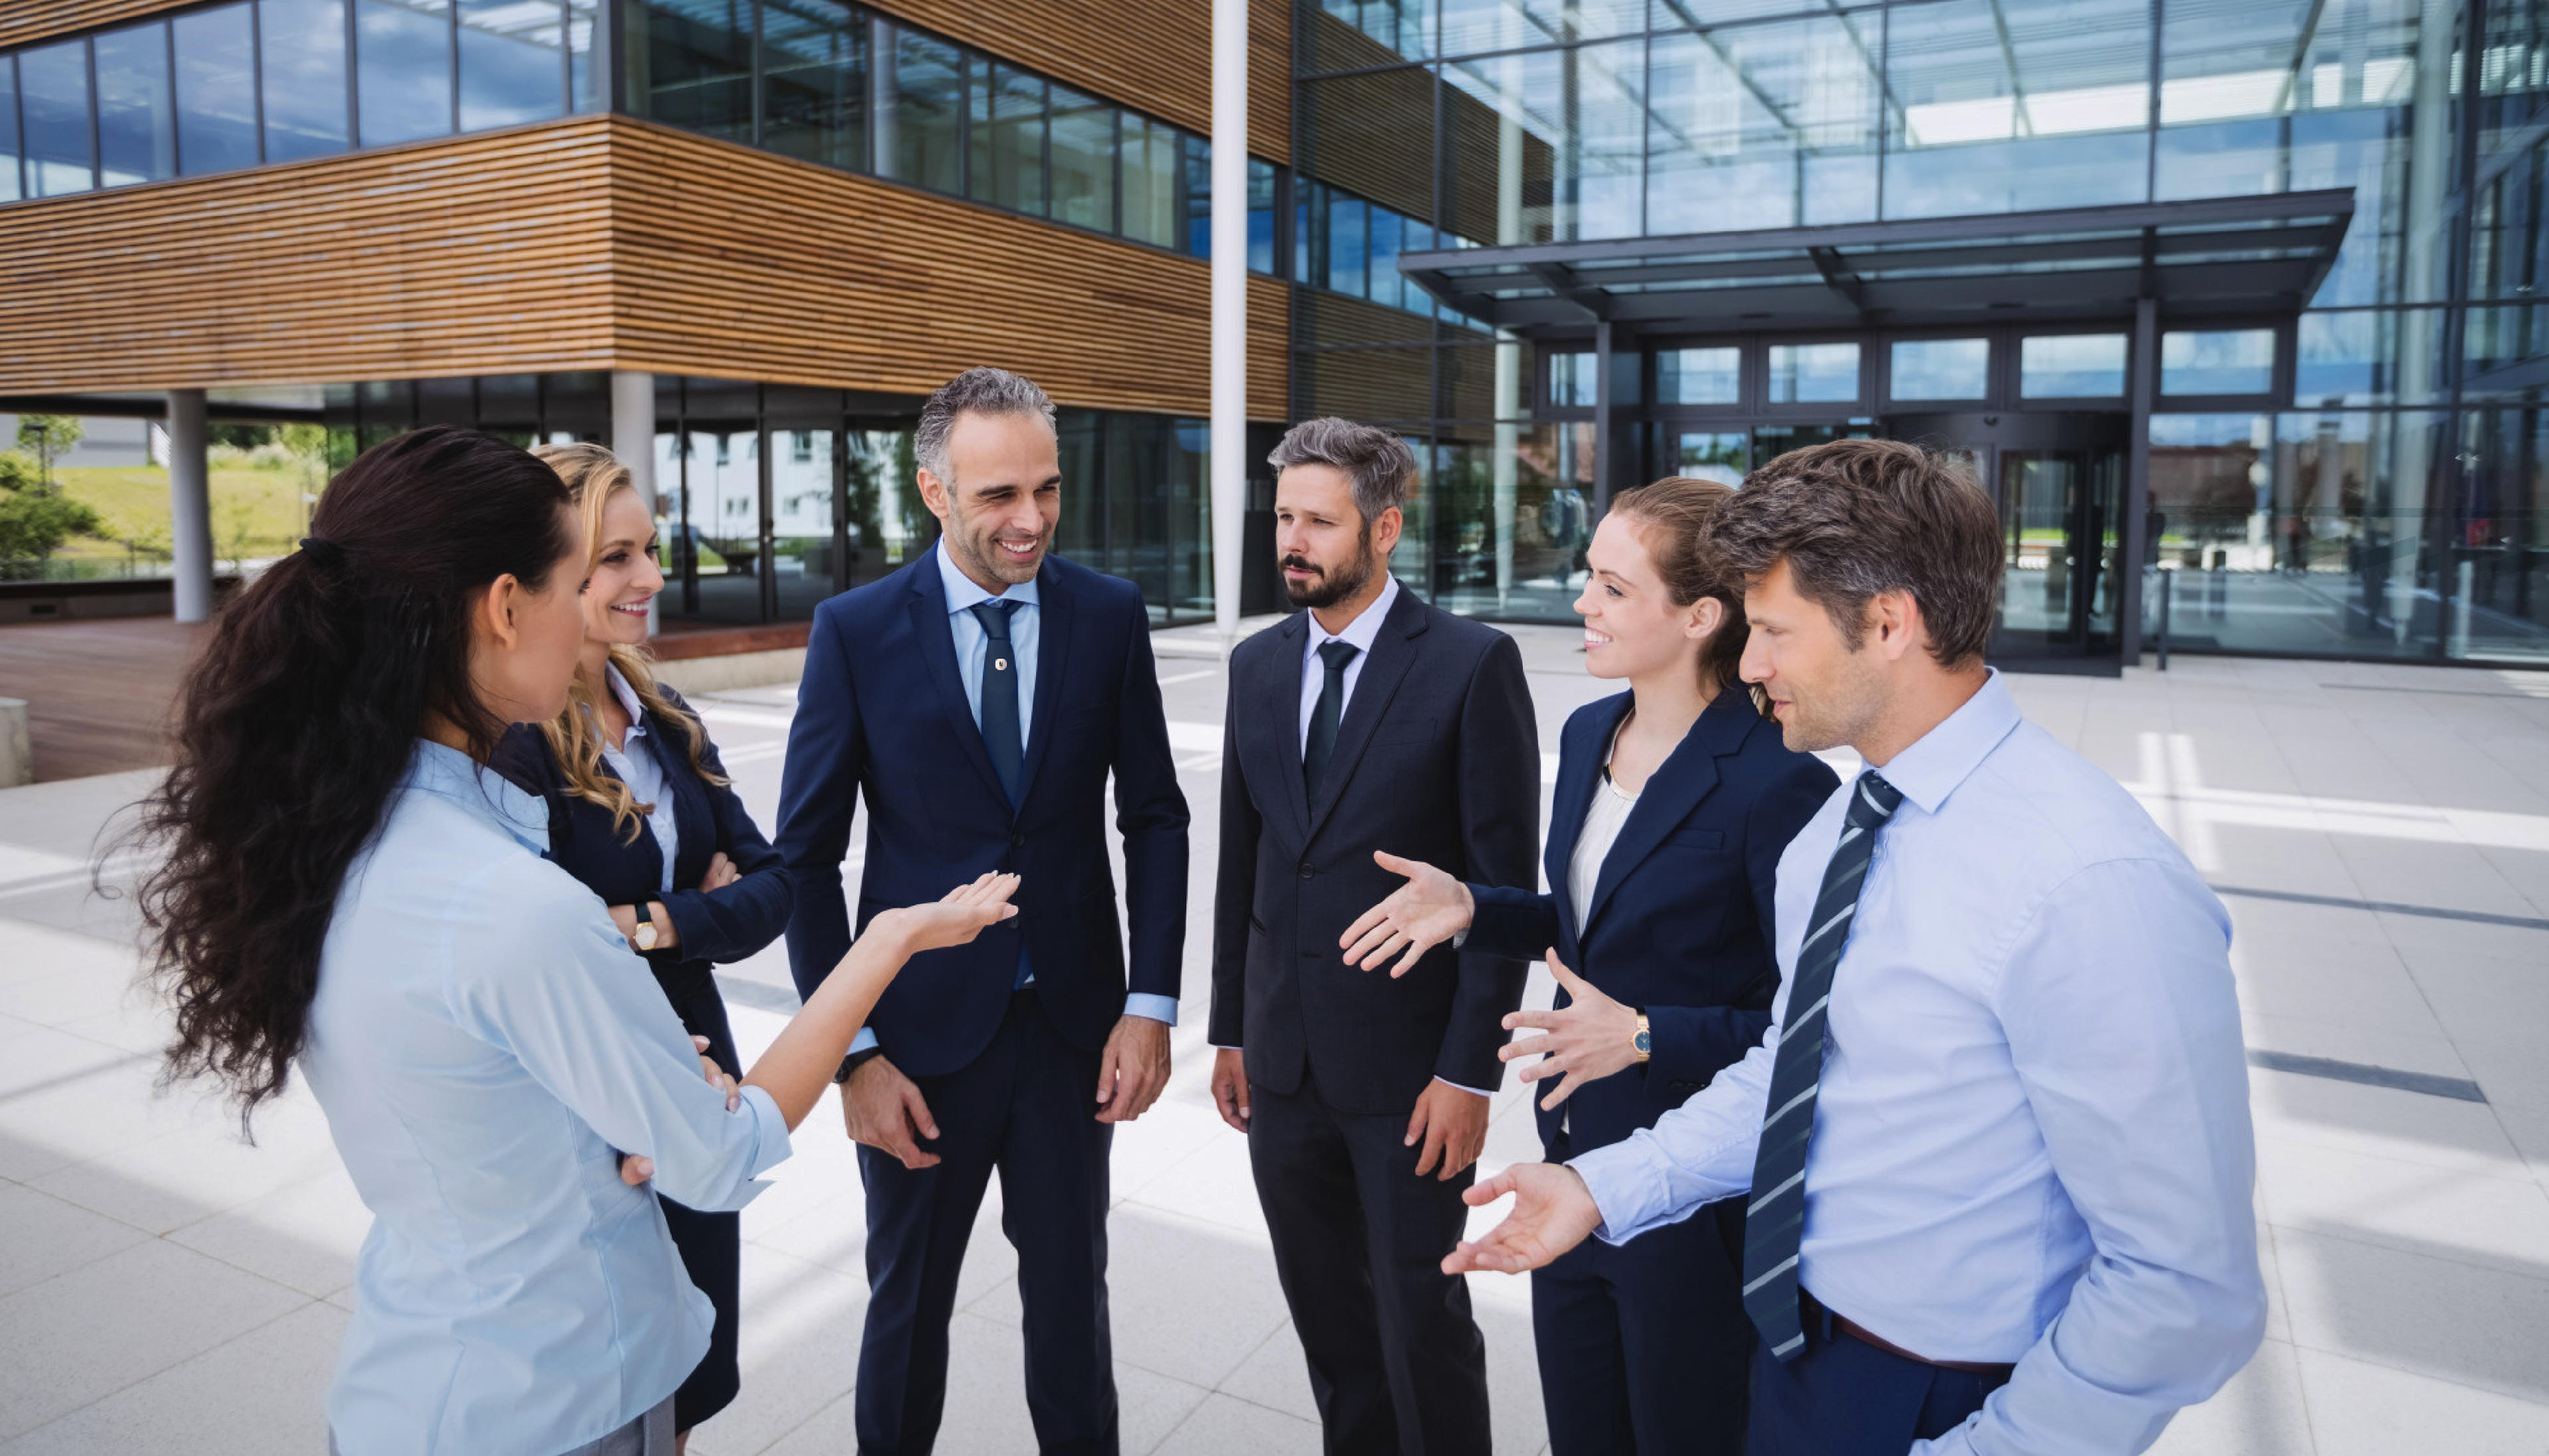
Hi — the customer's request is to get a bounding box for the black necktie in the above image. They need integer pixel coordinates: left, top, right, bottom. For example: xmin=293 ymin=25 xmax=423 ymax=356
xmin=1741 ymin=770 xmax=1903 ymax=1362
xmin=1302 ymin=639 xmax=1359 ymax=801
xmin=969 ymin=600 xmax=1024 ymax=805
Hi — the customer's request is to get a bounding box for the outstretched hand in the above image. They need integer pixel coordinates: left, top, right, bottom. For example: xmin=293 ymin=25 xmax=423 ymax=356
xmin=888 ymin=872 xmax=1021 ymax=954
xmin=1340 ymin=851 xmax=1474 ymax=978
xmin=1442 ymin=1161 xmax=1605 ymax=1275
xmin=1500 ymin=951 xmax=1640 ymax=1111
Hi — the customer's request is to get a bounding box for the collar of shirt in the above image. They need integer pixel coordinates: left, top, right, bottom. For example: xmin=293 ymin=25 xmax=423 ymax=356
xmin=601 ymin=662 xmax=651 ymax=747
xmin=935 ymin=537 xmax=1042 ymax=616
xmin=404 ymin=739 xmax=549 ymax=855
xmin=1300 ymin=571 xmax=1399 ymax=668
xmin=1859 ymin=666 xmax=2023 ymax=816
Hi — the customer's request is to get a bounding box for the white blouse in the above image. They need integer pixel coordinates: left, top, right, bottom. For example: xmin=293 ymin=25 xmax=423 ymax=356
xmin=597 ymin=664 xmax=679 ymax=896
xmin=1566 ymin=721 xmax=1639 ymax=932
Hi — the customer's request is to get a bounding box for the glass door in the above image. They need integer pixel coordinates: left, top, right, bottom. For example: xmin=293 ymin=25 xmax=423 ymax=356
xmin=1994 ymin=447 xmax=2124 ymax=657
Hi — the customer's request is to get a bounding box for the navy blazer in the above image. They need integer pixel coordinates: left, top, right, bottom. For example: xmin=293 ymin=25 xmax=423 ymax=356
xmin=775 ymin=551 xmax=1190 ymax=1078
xmin=1466 ymin=686 xmax=1836 ymax=1157
xmin=1209 ymin=589 xmax=1541 ymax=1114
xmin=496 ymin=688 xmax=794 ymax=1069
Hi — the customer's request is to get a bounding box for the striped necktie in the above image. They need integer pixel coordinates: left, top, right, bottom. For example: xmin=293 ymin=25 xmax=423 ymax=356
xmin=1741 ymin=770 xmax=1903 ymax=1362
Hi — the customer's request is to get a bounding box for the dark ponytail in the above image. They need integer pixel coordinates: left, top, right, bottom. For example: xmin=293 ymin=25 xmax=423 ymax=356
xmin=131 ymin=427 xmax=574 ymax=1124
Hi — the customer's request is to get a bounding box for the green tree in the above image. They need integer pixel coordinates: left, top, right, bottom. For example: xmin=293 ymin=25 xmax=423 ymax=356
xmin=0 ymin=447 xmax=102 ymax=575
xmin=14 ymin=415 xmax=84 ymax=488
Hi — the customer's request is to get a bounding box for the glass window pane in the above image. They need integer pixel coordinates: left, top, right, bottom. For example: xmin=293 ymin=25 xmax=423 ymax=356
xmin=358 ymin=1 xmax=454 ymax=146
xmin=1439 ymin=0 xmax=1642 ymax=60
xmin=1184 ymin=133 xmax=1209 ymax=255
xmin=761 ymin=0 xmax=866 ymax=169
xmin=261 ymin=0 xmax=352 ymax=163
xmin=1440 ymin=40 xmax=1643 ymax=243
xmin=1668 ymin=429 xmax=1749 ymax=486
xmin=175 ymin=3 xmax=260 ymax=175
xmin=970 ymin=62 xmax=1044 ymax=214
xmin=1549 ymin=351 xmax=1598 ymax=408
xmin=0 ymin=59 xmax=20 ymax=203
xmin=1248 ymin=156 xmax=1276 ymax=273
xmin=21 ymin=40 xmax=96 ymax=196
xmin=2021 ymin=334 xmax=2129 ymax=397
xmin=1656 ymin=346 xmax=1740 ymax=404
xmin=96 ymin=23 xmax=175 ymax=187
xmin=882 ymin=26 xmax=961 ymax=192
xmin=1326 ymin=194 xmax=1367 ymax=295
xmin=1648 ymin=13 xmax=1881 ymax=234
xmin=1766 ymin=342 xmax=1860 ymax=403
xmin=2163 ymin=328 xmax=2276 ymax=394
xmin=1049 ymin=83 xmax=1115 ymax=231
xmin=459 ymin=0 xmax=566 ymax=130
xmin=629 ymin=0 xmax=752 ymax=143
xmin=567 ymin=0 xmax=600 ymax=111
xmin=1890 ymin=338 xmax=1990 ymax=401
xmin=1369 ymin=206 xmax=1404 ymax=309
xmin=1122 ymin=114 xmax=1179 ymax=246
xmin=2301 ymin=308 xmax=2443 ymax=405
xmin=1885 ymin=0 xmax=2151 ymax=219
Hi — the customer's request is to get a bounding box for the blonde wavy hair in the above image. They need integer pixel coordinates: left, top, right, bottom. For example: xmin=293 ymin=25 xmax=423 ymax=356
xmin=531 ymin=441 xmax=726 ymax=843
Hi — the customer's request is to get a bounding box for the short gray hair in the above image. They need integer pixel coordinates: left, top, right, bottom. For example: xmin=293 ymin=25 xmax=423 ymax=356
xmin=1267 ymin=417 xmax=1415 ymax=526
xmin=916 ymin=366 xmax=1057 ymax=482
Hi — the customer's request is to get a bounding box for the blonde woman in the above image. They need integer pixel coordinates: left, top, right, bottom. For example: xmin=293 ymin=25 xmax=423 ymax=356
xmin=500 ymin=443 xmax=789 ymax=1447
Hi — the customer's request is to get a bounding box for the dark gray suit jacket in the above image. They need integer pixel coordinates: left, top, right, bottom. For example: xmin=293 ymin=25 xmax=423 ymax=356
xmin=1209 ymin=586 xmax=1540 ymax=1114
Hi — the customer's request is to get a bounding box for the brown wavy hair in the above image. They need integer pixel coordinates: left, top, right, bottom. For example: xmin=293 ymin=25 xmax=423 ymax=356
xmin=530 ymin=442 xmax=724 ymax=843
xmin=130 ymin=427 xmax=574 ymax=1126
xmin=1607 ymin=476 xmax=1766 ymax=713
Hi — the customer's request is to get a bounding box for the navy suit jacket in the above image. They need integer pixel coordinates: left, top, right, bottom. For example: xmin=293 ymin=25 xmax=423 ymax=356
xmin=496 ymin=688 xmax=791 ymax=1070
xmin=1210 ymin=588 xmax=1541 ymax=1114
xmin=1466 ymin=686 xmax=1836 ymax=1157
xmin=775 ymin=551 xmax=1190 ymax=1077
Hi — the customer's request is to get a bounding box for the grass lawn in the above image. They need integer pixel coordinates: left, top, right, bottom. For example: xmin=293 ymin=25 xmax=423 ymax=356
xmin=55 ymin=464 xmax=316 ymax=563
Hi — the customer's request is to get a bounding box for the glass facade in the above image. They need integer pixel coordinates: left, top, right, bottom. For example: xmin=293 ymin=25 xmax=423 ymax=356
xmin=1293 ymin=0 xmax=2549 ymax=666
xmin=0 ymin=0 xmax=598 ymax=192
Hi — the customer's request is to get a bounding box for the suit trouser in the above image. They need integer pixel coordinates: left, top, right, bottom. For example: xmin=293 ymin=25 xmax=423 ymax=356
xmin=1247 ymin=1064 xmax=1492 ymax=1456
xmin=854 ymin=990 xmax=1118 ymax=1456
xmin=1744 ymin=1293 xmax=2010 ymax=1455
xmin=1531 ymin=1195 xmax=1752 ymax=1456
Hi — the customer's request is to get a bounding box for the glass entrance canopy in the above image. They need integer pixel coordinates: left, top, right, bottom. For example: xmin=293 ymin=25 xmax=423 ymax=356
xmin=1397 ymin=188 xmax=2355 ymax=335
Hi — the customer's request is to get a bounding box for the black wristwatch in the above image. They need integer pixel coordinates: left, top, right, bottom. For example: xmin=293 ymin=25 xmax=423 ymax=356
xmin=833 ymin=1045 xmax=887 ymax=1085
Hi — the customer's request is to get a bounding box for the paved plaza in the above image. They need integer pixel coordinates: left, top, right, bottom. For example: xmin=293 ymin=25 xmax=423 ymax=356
xmin=2 ymin=626 xmax=2547 ymax=1453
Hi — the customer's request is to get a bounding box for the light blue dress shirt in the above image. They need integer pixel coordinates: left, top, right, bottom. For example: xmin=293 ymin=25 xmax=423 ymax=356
xmin=1569 ymin=672 xmax=2265 ymax=1455
xmin=299 ymin=741 xmax=793 ymax=1456
xmin=846 ymin=545 xmax=1173 ymax=1057
xmin=597 ymin=664 xmax=678 ymax=897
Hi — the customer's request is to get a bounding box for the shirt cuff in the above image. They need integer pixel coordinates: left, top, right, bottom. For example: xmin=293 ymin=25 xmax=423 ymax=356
xmin=848 ymin=1025 xmax=879 ymax=1055
xmin=1569 ymin=1139 xmax=1671 ymax=1245
xmin=1451 ymin=927 xmax=1469 ymax=949
xmin=1434 ymin=1076 xmax=1494 ymax=1098
xmin=727 ymin=1083 xmax=795 ymax=1206
xmin=1122 ymin=993 xmax=1180 ymax=1026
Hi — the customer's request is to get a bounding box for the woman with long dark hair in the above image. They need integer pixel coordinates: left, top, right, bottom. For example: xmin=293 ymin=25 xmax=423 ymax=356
xmin=1340 ymin=478 xmax=1837 ymax=1454
xmin=499 ymin=442 xmax=788 ymax=1446
xmin=133 ymin=426 xmax=1014 ymax=1456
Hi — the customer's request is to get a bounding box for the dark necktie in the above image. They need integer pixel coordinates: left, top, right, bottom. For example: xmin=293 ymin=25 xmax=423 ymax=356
xmin=1302 ymin=639 xmax=1359 ymax=801
xmin=968 ymin=600 xmax=1024 ymax=805
xmin=1741 ymin=770 xmax=1903 ymax=1362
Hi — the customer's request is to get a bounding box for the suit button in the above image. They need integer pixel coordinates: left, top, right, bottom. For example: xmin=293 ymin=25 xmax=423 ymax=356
xmin=1011 ymin=832 xmax=1026 ymax=847
xmin=1298 ymin=861 xmax=1314 ymax=879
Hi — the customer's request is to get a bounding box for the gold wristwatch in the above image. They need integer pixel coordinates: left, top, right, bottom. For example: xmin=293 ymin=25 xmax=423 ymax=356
xmin=633 ymin=901 xmax=659 ymax=952
xmin=1632 ymin=1011 xmax=1652 ymax=1064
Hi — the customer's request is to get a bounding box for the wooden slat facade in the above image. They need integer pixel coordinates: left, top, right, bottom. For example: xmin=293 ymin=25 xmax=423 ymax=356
xmin=1 ymin=0 xmax=1294 ymax=164
xmin=0 ymin=115 xmax=1290 ymax=419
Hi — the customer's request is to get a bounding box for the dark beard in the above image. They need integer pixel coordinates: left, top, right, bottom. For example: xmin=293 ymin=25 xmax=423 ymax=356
xmin=1282 ymin=528 xmax=1377 ymax=610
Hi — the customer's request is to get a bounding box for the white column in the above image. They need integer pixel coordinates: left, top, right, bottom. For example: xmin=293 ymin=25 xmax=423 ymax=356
xmin=1210 ymin=0 xmax=1248 ymax=638
xmin=166 ymin=390 xmax=214 ymax=623
xmin=611 ymin=369 xmax=659 ymax=635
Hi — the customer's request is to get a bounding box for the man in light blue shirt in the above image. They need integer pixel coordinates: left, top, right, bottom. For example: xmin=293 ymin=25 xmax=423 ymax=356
xmin=1450 ymin=439 xmax=2265 ymax=1455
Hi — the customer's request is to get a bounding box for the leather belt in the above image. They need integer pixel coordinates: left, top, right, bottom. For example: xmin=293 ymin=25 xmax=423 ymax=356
xmin=1806 ymin=1292 xmax=2015 ymax=1378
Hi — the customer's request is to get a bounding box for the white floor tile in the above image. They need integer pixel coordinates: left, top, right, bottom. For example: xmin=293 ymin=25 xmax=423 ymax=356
xmin=2295 ymin=1345 xmax=2549 ymax=1456
xmin=0 ymin=1184 xmax=148 ymax=1299
xmin=0 ymin=1299 xmax=343 ymax=1456
xmin=2148 ymin=1336 xmax=2315 ymax=1456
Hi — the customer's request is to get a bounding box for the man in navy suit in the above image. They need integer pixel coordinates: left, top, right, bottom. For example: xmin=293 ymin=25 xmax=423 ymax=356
xmin=1209 ymin=418 xmax=1539 ymax=1454
xmin=775 ymin=366 xmax=1190 ymax=1456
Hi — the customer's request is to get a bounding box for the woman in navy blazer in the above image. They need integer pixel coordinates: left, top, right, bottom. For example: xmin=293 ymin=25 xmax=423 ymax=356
xmin=1343 ymin=477 xmax=1835 ymax=1455
xmin=502 ymin=444 xmax=795 ymax=1447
